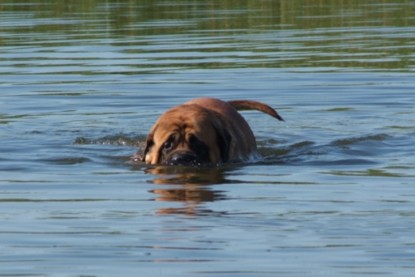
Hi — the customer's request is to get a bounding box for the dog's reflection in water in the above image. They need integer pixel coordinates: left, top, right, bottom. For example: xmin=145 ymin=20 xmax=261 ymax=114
xmin=146 ymin=165 xmax=231 ymax=216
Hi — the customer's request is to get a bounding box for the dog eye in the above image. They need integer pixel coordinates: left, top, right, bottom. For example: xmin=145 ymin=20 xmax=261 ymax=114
xmin=188 ymin=134 xmax=199 ymax=146
xmin=163 ymin=135 xmax=175 ymax=150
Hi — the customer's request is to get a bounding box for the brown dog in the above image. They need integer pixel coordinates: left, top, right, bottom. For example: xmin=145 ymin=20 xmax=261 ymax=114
xmin=141 ymin=97 xmax=283 ymax=166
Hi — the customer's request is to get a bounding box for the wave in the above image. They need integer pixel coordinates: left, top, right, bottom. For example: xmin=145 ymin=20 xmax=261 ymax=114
xmin=72 ymin=132 xmax=396 ymax=168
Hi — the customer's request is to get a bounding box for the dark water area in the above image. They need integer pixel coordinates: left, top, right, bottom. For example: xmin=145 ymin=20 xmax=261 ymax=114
xmin=1 ymin=1 xmax=415 ymax=276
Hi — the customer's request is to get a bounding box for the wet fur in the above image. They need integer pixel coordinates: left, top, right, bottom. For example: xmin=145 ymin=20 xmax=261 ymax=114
xmin=141 ymin=98 xmax=283 ymax=165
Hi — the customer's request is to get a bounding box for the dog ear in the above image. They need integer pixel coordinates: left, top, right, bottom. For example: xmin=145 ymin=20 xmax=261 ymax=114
xmin=215 ymin=127 xmax=232 ymax=162
xmin=142 ymin=133 xmax=154 ymax=162
xmin=142 ymin=124 xmax=160 ymax=163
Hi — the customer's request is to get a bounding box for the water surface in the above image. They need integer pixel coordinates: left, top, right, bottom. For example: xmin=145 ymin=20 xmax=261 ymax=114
xmin=1 ymin=1 xmax=415 ymax=276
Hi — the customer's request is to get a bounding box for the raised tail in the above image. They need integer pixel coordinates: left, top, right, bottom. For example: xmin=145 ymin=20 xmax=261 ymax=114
xmin=228 ymin=100 xmax=284 ymax=121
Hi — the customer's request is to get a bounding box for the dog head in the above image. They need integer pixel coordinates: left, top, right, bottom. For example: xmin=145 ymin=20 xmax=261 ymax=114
xmin=142 ymin=104 xmax=231 ymax=166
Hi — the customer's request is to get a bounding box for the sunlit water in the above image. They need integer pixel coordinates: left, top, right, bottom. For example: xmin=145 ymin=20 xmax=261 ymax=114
xmin=1 ymin=1 xmax=415 ymax=276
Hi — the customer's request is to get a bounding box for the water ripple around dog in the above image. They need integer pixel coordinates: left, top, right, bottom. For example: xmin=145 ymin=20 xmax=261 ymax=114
xmin=2 ymin=1 xmax=415 ymax=276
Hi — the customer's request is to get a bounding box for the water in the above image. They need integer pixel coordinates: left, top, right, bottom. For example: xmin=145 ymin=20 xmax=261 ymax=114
xmin=1 ymin=1 xmax=415 ymax=276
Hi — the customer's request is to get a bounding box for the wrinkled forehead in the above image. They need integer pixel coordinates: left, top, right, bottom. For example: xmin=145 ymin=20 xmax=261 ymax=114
xmin=152 ymin=107 xmax=216 ymax=141
xmin=153 ymin=121 xmax=186 ymax=141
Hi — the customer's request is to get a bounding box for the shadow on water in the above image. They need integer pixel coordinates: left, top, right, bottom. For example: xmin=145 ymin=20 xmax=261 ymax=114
xmin=142 ymin=165 xmax=235 ymax=216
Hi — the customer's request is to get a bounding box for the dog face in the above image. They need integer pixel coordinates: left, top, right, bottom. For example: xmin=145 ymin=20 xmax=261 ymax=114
xmin=143 ymin=105 xmax=231 ymax=166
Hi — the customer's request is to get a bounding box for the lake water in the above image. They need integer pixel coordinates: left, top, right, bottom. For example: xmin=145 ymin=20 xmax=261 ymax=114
xmin=1 ymin=1 xmax=415 ymax=276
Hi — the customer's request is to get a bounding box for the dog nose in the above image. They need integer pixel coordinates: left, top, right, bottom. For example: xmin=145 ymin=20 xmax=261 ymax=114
xmin=168 ymin=153 xmax=199 ymax=166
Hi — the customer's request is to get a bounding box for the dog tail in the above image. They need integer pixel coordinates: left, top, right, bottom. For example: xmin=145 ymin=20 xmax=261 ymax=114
xmin=228 ymin=100 xmax=284 ymax=121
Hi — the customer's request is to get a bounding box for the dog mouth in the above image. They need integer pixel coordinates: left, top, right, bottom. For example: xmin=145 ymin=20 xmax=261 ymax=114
xmin=164 ymin=151 xmax=205 ymax=166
